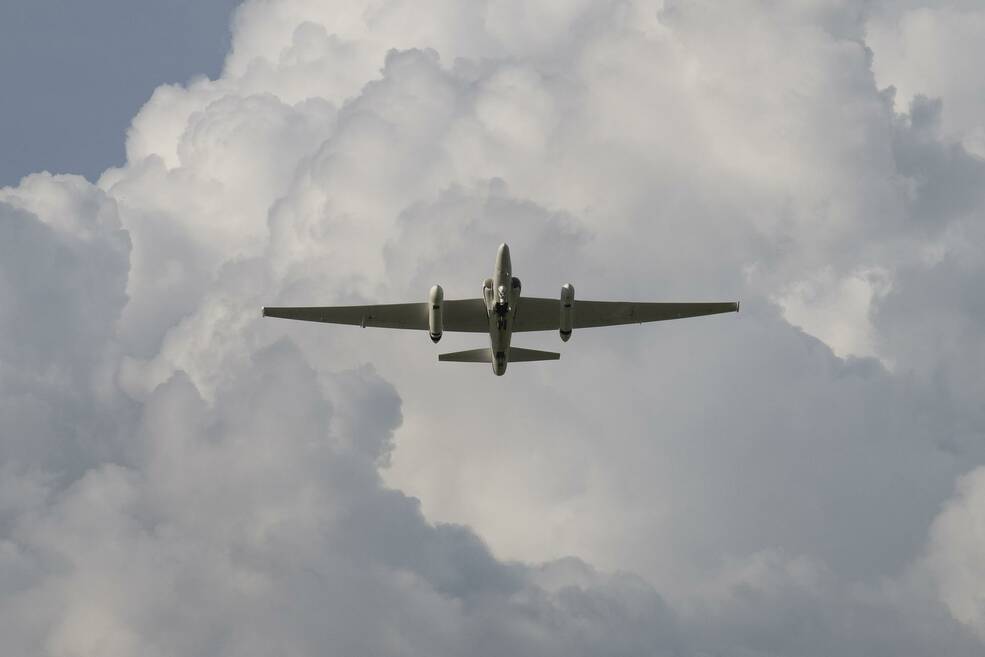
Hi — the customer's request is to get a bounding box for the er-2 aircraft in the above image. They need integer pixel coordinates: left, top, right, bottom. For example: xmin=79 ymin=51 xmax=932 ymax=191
xmin=262 ymin=244 xmax=738 ymax=376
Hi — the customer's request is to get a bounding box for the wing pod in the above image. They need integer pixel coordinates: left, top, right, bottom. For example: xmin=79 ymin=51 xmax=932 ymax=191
xmin=560 ymin=283 xmax=574 ymax=342
xmin=428 ymin=284 xmax=443 ymax=342
xmin=482 ymin=277 xmax=494 ymax=310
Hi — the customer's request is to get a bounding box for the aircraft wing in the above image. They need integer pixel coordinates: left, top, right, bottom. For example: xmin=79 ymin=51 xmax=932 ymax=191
xmin=262 ymin=298 xmax=488 ymax=332
xmin=514 ymin=298 xmax=738 ymax=331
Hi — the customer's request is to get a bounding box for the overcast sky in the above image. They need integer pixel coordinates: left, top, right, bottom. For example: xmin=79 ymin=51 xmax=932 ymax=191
xmin=2 ymin=1 xmax=985 ymax=655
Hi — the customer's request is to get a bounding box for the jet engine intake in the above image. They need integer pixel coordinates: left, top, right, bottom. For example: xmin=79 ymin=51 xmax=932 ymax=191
xmin=560 ymin=283 xmax=574 ymax=341
xmin=429 ymin=284 xmax=443 ymax=342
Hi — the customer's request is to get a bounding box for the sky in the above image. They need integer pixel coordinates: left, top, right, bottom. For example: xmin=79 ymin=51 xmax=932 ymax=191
xmin=0 ymin=0 xmax=241 ymax=186
xmin=2 ymin=1 xmax=985 ymax=655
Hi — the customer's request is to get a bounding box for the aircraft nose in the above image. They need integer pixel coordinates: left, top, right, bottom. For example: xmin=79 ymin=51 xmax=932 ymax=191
xmin=497 ymin=243 xmax=511 ymax=272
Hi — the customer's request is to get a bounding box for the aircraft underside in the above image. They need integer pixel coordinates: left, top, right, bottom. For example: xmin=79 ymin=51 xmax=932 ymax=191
xmin=262 ymin=243 xmax=739 ymax=376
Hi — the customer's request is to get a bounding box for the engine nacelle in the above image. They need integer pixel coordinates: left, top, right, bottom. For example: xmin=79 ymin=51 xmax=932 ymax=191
xmin=560 ymin=283 xmax=574 ymax=342
xmin=482 ymin=278 xmax=494 ymax=309
xmin=429 ymin=284 xmax=444 ymax=343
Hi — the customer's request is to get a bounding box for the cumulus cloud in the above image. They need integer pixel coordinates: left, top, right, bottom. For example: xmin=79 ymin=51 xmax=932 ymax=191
xmin=923 ymin=466 xmax=985 ymax=641
xmin=0 ymin=174 xmax=133 ymax=476
xmin=2 ymin=0 xmax=985 ymax=655
xmin=868 ymin=0 xmax=985 ymax=157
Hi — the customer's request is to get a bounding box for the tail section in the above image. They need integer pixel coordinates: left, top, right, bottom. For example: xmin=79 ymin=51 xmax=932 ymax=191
xmin=438 ymin=347 xmax=559 ymax=363
xmin=439 ymin=348 xmax=493 ymax=363
xmin=506 ymin=347 xmax=560 ymax=362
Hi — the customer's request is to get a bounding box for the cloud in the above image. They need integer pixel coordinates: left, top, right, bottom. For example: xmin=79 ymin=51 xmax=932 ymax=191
xmin=0 ymin=174 xmax=133 ymax=477
xmin=868 ymin=1 xmax=985 ymax=157
xmin=2 ymin=333 xmax=690 ymax=656
xmin=2 ymin=0 xmax=985 ymax=654
xmin=923 ymin=466 xmax=985 ymax=641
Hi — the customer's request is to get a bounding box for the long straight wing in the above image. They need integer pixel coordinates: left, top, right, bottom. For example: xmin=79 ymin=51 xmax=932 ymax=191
xmin=514 ymin=297 xmax=738 ymax=332
xmin=262 ymin=298 xmax=488 ymax=332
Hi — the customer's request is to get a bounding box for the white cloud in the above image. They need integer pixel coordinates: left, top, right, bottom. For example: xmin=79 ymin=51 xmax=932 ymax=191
xmin=774 ymin=266 xmax=892 ymax=360
xmin=3 ymin=0 xmax=985 ymax=654
xmin=924 ymin=466 xmax=985 ymax=640
xmin=868 ymin=2 xmax=985 ymax=157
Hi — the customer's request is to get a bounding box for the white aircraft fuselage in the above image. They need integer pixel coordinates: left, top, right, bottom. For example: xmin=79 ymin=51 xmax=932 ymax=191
xmin=484 ymin=243 xmax=518 ymax=375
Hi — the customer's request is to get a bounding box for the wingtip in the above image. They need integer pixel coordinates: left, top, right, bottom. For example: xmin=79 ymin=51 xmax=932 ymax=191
xmin=261 ymin=306 xmax=268 ymax=318
xmin=736 ymin=300 xmax=740 ymax=313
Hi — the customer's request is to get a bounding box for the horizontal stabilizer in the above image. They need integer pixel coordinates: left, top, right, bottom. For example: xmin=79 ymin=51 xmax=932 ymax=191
xmin=507 ymin=347 xmax=560 ymax=362
xmin=438 ymin=347 xmax=560 ymax=363
xmin=439 ymin=348 xmax=492 ymax=363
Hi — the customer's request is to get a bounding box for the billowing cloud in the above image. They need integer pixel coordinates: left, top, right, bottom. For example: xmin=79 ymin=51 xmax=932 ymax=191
xmin=923 ymin=466 xmax=985 ymax=641
xmin=2 ymin=0 xmax=985 ymax=655
xmin=869 ymin=0 xmax=985 ymax=157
